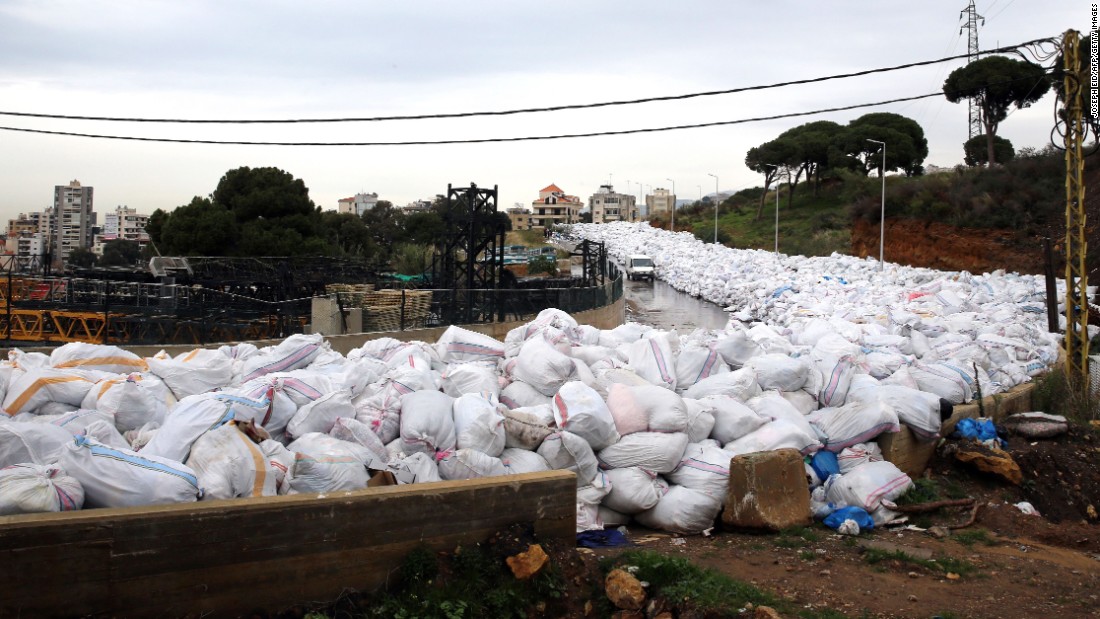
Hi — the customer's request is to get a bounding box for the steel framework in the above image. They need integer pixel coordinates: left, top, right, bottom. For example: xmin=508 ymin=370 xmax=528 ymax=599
xmin=1061 ymin=29 xmax=1090 ymax=383
xmin=960 ymin=1 xmax=985 ymax=140
xmin=430 ymin=184 xmax=507 ymax=324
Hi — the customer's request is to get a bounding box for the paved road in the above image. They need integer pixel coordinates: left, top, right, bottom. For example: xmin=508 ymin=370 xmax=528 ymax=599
xmin=622 ymin=274 xmax=729 ymax=332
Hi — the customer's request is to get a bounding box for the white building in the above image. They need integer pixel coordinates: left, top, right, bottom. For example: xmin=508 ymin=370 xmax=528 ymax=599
xmin=588 ymin=184 xmax=638 ymax=224
xmin=338 ymin=192 xmax=380 ymax=216
xmin=51 ymin=180 xmax=96 ymax=266
xmin=645 ymin=187 xmax=677 ymax=219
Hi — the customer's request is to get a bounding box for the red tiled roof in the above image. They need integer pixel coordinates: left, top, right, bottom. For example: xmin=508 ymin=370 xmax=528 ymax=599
xmin=540 ymin=183 xmax=564 ymax=193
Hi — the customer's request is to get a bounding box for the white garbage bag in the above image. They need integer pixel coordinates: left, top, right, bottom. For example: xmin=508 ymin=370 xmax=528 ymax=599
xmin=60 ymin=435 xmax=202 ymax=508
xmin=746 ymin=354 xmax=812 ymax=392
xmin=724 ymin=420 xmax=821 ymax=456
xmin=837 ymin=442 xmax=884 ymax=473
xmin=701 ymin=395 xmax=768 ymax=444
xmin=808 ymin=400 xmax=900 ymax=453
xmin=441 ymin=362 xmax=501 ymax=399
xmin=602 ymin=467 xmax=668 ymax=514
xmin=185 ymin=421 xmax=279 ymax=500
xmin=437 ymin=448 xmax=507 ymax=480
xmin=286 ymin=433 xmax=371 ymax=493
xmin=596 ymin=432 xmax=690 ymax=474
xmin=682 ymin=398 xmax=717 ymax=443
xmin=453 ymin=393 xmax=506 ymax=457
xmin=605 ymin=383 xmax=689 ymax=436
xmin=435 ymin=325 xmax=506 ymax=364
xmin=675 ymin=345 xmax=729 ymax=390
xmin=328 ymin=417 xmax=389 ymax=464
xmin=141 ymin=392 xmax=269 ymax=463
xmin=552 ymin=381 xmax=619 ymax=451
xmin=667 ymin=442 xmax=735 ymax=498
xmin=627 ymin=336 xmax=677 ymax=391
xmin=500 ymin=447 xmax=551 ymax=474
xmin=50 ymin=342 xmax=148 ymax=374
xmin=398 ymin=390 xmax=456 ymax=458
xmin=635 ymin=485 xmax=722 ymax=535
xmin=2 ymin=368 xmax=95 ymax=416
xmin=537 ymin=431 xmax=598 ymax=486
xmin=683 ymin=368 xmax=760 ymax=401
xmin=0 ymin=463 xmax=84 ymax=514
xmin=285 ymin=390 xmax=356 ymax=441
xmin=0 ymin=422 xmax=74 ymax=467
xmin=499 ymin=380 xmax=552 ymax=410
xmin=146 ymin=348 xmax=235 ymax=399
xmin=240 ymin=334 xmax=326 ymax=383
xmin=825 ymin=460 xmax=912 ymax=512
xmin=513 ymin=338 xmax=578 ymax=397
xmin=502 ymin=405 xmax=556 ymax=451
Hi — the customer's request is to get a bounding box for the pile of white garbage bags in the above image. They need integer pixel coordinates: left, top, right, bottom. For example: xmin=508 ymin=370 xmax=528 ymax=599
xmin=0 ymin=288 xmax=1056 ymax=532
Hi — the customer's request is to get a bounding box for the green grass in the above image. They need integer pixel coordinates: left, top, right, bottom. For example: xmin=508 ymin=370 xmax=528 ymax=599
xmin=774 ymin=526 xmax=821 ymax=549
xmin=355 ymin=543 xmax=567 ymax=619
xmin=862 ymin=548 xmax=978 ymax=577
xmin=896 ymin=478 xmax=941 ymax=506
xmin=602 ymin=550 xmax=780 ymax=616
xmin=952 ymin=528 xmax=997 ymax=548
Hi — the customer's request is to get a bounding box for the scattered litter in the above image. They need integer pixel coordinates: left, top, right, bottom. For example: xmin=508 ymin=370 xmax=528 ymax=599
xmin=1015 ymin=501 xmax=1041 ymax=516
xmin=670 ymin=537 xmax=687 ymax=546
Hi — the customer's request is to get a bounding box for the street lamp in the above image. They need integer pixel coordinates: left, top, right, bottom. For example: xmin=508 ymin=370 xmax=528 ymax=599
xmin=707 ymin=173 xmax=719 ymax=244
xmin=764 ymin=164 xmax=780 ymax=256
xmin=636 ymin=182 xmax=643 ymax=220
xmin=666 ymin=178 xmax=676 ymax=231
xmin=866 ymin=139 xmax=886 ymax=271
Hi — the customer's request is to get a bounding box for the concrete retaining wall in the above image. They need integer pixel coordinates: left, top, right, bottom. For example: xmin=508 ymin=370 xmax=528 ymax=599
xmin=0 ymin=471 xmax=577 ymax=618
xmin=86 ymin=295 xmax=625 ymax=358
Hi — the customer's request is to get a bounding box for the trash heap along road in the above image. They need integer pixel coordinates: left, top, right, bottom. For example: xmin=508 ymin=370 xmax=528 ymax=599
xmin=0 ymin=220 xmax=1084 ymax=534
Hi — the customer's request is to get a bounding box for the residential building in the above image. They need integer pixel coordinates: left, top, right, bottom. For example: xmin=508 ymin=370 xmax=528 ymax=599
xmin=51 ymin=180 xmax=96 ymax=265
xmin=402 ymin=199 xmax=434 ymax=213
xmin=338 ymin=192 xmax=380 ymax=216
xmin=531 ymin=184 xmax=583 ymax=228
xmin=645 ymin=187 xmax=677 ymax=219
xmin=506 ymin=205 xmax=534 ymax=230
xmin=88 ymin=206 xmax=151 ymax=256
xmin=588 ymin=184 xmax=638 ymax=224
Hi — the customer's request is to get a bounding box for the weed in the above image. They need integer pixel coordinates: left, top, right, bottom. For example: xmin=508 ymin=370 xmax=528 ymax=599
xmin=862 ymin=548 xmax=977 ymax=577
xmin=896 ymin=478 xmax=940 ymax=506
xmin=1031 ymin=365 xmax=1100 ymax=422
xmin=774 ymin=527 xmax=821 ymax=549
xmin=797 ymin=550 xmax=817 ymax=562
xmin=953 ymin=528 xmax=997 ymax=548
xmin=602 ymin=550 xmax=779 ymax=614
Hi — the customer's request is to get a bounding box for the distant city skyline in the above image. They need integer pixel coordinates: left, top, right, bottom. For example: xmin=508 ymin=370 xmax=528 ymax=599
xmin=0 ymin=2 xmax=1084 ymax=222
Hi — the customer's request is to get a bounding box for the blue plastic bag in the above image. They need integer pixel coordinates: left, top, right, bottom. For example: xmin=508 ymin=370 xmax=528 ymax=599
xmin=822 ymin=506 xmax=874 ymax=532
xmin=810 ymin=451 xmax=840 ymax=483
xmin=953 ymin=418 xmax=1006 ymax=447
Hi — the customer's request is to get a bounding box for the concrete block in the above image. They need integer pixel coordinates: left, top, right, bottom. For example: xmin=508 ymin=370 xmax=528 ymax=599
xmin=722 ymin=448 xmax=811 ymax=531
xmin=878 ymin=427 xmax=937 ymax=478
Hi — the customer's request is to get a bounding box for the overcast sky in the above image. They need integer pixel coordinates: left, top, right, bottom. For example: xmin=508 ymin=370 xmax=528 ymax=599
xmin=0 ymin=1 xmax=1086 ymax=222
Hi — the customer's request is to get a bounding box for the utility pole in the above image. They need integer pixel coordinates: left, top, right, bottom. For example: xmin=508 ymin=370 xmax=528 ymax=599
xmin=960 ymin=1 xmax=985 ymax=140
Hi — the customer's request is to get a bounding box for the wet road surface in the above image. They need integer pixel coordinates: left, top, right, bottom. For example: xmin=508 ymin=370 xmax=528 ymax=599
xmin=622 ymin=274 xmax=730 ymax=332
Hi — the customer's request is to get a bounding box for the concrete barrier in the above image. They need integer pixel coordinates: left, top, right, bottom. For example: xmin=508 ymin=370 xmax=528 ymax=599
xmin=879 ymin=381 xmax=1036 ymax=477
xmin=112 ymin=295 xmax=625 ymax=358
xmin=0 ymin=471 xmax=577 ymax=618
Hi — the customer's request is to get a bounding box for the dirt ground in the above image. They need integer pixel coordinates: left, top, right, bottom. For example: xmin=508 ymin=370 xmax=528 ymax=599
xmin=579 ymin=422 xmax=1100 ymax=619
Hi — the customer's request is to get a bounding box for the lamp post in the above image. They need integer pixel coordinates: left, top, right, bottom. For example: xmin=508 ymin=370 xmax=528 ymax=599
xmin=666 ymin=178 xmax=676 ymax=231
xmin=707 ymin=173 xmax=719 ymax=244
xmin=636 ymin=182 xmax=643 ymax=220
xmin=764 ymin=164 xmax=779 ymax=256
xmin=865 ymin=139 xmax=886 ymax=271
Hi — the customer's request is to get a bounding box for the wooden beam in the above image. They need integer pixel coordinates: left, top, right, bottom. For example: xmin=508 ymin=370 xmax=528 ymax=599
xmin=0 ymin=471 xmax=576 ymax=618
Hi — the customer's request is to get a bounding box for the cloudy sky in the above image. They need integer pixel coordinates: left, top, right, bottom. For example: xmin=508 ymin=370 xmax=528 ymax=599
xmin=0 ymin=1 xmax=1086 ymax=222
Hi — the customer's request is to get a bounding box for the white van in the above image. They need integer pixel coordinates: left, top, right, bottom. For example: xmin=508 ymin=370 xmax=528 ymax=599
xmin=626 ymin=255 xmax=655 ymax=281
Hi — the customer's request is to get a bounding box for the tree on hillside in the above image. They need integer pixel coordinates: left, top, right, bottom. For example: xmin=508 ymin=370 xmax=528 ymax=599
xmin=99 ymin=239 xmax=142 ymax=267
xmin=843 ymin=113 xmax=929 ymax=177
xmin=212 ymin=166 xmax=316 ymax=222
xmin=320 ymin=211 xmax=375 ymax=257
xmin=777 ymin=120 xmax=844 ymax=204
xmin=158 ymin=197 xmax=239 ymax=255
xmin=745 ymin=138 xmax=796 ymax=220
xmin=964 ymin=134 xmax=1015 ymax=167
xmin=944 ymin=55 xmax=1051 ymax=166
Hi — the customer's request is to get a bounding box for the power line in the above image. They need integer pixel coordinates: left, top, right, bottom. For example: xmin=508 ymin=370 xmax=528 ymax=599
xmin=0 ymin=93 xmax=944 ymax=146
xmin=0 ymin=38 xmax=1053 ymax=125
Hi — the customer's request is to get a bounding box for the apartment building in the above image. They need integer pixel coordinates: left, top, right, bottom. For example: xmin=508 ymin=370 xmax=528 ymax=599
xmin=588 ymin=184 xmax=638 ymax=224
xmin=51 ymin=179 xmax=96 ymax=265
xmin=645 ymin=187 xmax=677 ymax=219
xmin=531 ymin=184 xmax=582 ymax=228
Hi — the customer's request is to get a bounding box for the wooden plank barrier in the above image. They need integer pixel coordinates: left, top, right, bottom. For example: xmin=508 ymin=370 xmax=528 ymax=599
xmin=0 ymin=471 xmax=577 ymax=618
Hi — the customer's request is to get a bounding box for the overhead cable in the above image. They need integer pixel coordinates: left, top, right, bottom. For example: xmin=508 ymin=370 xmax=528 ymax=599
xmin=0 ymin=38 xmax=1054 ymax=125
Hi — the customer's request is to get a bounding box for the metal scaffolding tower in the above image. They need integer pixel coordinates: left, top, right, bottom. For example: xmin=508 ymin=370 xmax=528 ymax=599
xmin=1060 ymin=29 xmax=1091 ymax=385
xmin=960 ymin=1 xmax=985 ymax=139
